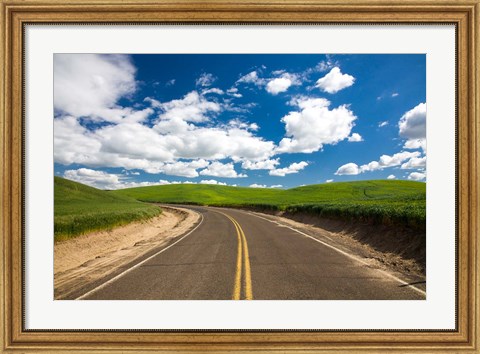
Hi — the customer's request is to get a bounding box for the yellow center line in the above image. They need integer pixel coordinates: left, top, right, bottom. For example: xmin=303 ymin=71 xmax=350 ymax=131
xmin=234 ymin=219 xmax=253 ymax=300
xmin=216 ymin=211 xmax=253 ymax=300
xmin=231 ymin=219 xmax=243 ymax=300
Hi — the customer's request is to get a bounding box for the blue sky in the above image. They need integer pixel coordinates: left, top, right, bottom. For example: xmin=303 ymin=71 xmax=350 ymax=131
xmin=54 ymin=54 xmax=426 ymax=189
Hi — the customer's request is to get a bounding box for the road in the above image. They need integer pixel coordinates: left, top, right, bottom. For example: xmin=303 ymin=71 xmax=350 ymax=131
xmin=78 ymin=206 xmax=426 ymax=300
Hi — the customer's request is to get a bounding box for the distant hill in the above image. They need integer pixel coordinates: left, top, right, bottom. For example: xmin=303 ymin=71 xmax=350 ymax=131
xmin=54 ymin=176 xmax=161 ymax=241
xmin=113 ymin=180 xmax=426 ymax=229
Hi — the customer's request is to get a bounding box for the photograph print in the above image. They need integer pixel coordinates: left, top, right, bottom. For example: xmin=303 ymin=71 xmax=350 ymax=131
xmin=53 ymin=54 xmax=426 ymax=300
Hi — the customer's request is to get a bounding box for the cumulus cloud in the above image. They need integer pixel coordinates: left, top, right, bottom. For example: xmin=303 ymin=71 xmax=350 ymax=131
xmin=241 ymin=158 xmax=279 ymax=170
xmin=401 ymin=156 xmax=426 ymax=170
xmin=236 ymin=71 xmax=265 ymax=86
xmin=202 ymin=88 xmax=224 ymax=95
xmin=335 ymin=151 xmax=421 ymax=175
xmin=199 ymin=162 xmax=247 ymax=178
xmin=360 ymin=151 xmax=421 ymax=173
xmin=378 ymin=121 xmax=389 ymax=128
xmin=326 ymin=179 xmax=334 ymax=183
xmin=56 ymin=113 xmax=277 ymax=175
xmin=403 ymin=138 xmax=426 ymax=152
xmin=347 ymin=133 xmax=363 ymax=142
xmin=64 ymin=168 xmax=165 ymax=190
xmin=408 ymin=172 xmax=426 ymax=181
xmin=399 ymin=103 xmax=426 ymax=140
xmin=226 ymin=87 xmax=242 ymax=98
xmin=387 ymin=174 xmax=396 ymax=180
xmin=250 ymin=183 xmax=285 ymax=188
xmin=151 ymin=160 xmax=210 ymax=177
xmin=265 ymin=73 xmax=299 ymax=95
xmin=54 ymin=116 xmax=102 ymax=166
xmin=195 ymin=73 xmax=216 ymax=87
xmin=266 ymin=78 xmax=293 ymax=95
xmin=269 ymin=161 xmax=308 ymax=177
xmin=313 ymin=56 xmax=338 ymax=73
xmin=199 ymin=179 xmax=227 ymax=185
xmin=392 ymin=92 xmax=399 ymax=97
xmin=335 ymin=163 xmax=360 ymax=176
xmin=277 ymin=97 xmax=357 ymax=153
xmin=64 ymin=168 xmax=121 ymax=189
xmin=315 ymin=67 xmax=355 ymax=94
xmin=54 ymin=54 xmax=137 ymax=119
xmin=156 ymin=91 xmax=222 ymax=123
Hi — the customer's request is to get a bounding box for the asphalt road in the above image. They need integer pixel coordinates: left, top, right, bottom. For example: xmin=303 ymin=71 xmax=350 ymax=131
xmin=79 ymin=206 xmax=426 ymax=300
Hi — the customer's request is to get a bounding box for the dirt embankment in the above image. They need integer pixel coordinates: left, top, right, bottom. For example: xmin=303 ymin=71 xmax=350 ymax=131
xmin=252 ymin=209 xmax=425 ymax=277
xmin=54 ymin=206 xmax=199 ymax=300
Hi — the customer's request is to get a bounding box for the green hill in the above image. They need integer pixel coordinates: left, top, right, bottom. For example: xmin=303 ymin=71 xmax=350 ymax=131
xmin=54 ymin=176 xmax=161 ymax=241
xmin=113 ymin=180 xmax=426 ymax=230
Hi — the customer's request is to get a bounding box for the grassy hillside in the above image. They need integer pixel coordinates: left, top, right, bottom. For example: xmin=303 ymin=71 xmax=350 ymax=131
xmin=54 ymin=177 xmax=161 ymax=241
xmin=113 ymin=180 xmax=426 ymax=230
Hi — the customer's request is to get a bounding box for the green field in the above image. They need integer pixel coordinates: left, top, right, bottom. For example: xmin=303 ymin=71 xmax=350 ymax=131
xmin=113 ymin=180 xmax=426 ymax=230
xmin=54 ymin=177 xmax=162 ymax=241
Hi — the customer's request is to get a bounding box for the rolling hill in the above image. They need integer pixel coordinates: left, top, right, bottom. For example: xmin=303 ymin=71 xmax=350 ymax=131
xmin=113 ymin=180 xmax=426 ymax=230
xmin=54 ymin=176 xmax=161 ymax=241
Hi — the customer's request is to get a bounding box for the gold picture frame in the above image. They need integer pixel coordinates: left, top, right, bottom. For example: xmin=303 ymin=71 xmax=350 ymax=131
xmin=1 ymin=0 xmax=478 ymax=352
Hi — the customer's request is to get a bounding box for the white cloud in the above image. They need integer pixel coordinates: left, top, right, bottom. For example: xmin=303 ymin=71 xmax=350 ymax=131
xmin=401 ymin=156 xmax=426 ymax=170
xmin=62 ymin=115 xmax=276 ymax=174
xmin=361 ymin=151 xmax=421 ymax=172
xmin=54 ymin=116 xmax=102 ymax=166
xmin=63 ymin=168 xmax=166 ymax=190
xmin=392 ymin=92 xmax=399 ymax=97
xmin=64 ymin=168 xmax=121 ymax=189
xmin=195 ymin=73 xmax=216 ymax=87
xmin=151 ymin=160 xmax=210 ymax=177
xmin=277 ymin=97 xmax=357 ymax=153
xmin=403 ymin=138 xmax=426 ymax=152
xmin=158 ymin=179 xmax=195 ymax=186
xmin=266 ymin=77 xmax=292 ymax=95
xmin=166 ymin=79 xmax=176 ymax=86
xmin=270 ymin=184 xmax=283 ymax=188
xmin=378 ymin=121 xmax=389 ymax=128
xmin=144 ymin=96 xmax=162 ymax=108
xmin=347 ymin=133 xmax=363 ymax=142
xmin=226 ymin=87 xmax=242 ymax=98
xmin=54 ymin=54 xmax=136 ymax=119
xmin=326 ymin=179 xmax=334 ymax=183
xmin=269 ymin=161 xmax=308 ymax=177
xmin=156 ymin=91 xmax=222 ymax=123
xmin=241 ymin=158 xmax=279 ymax=170
xmin=315 ymin=67 xmax=355 ymax=94
xmin=335 ymin=163 xmax=360 ymax=176
xmin=199 ymin=162 xmax=247 ymax=178
xmin=249 ymin=183 xmax=267 ymax=188
xmin=265 ymin=73 xmax=300 ymax=95
xmin=408 ymin=172 xmax=426 ymax=181
xmin=236 ymin=71 xmax=265 ymax=86
xmin=54 ymin=56 xmax=279 ymax=179
xmin=335 ymin=151 xmax=421 ymax=175
xmin=199 ymin=179 xmax=227 ymax=185
xmin=399 ymin=103 xmax=426 ymax=140
xmin=202 ymin=88 xmax=224 ymax=95
xmin=387 ymin=174 xmax=396 ymax=180
xmin=314 ymin=57 xmax=337 ymax=72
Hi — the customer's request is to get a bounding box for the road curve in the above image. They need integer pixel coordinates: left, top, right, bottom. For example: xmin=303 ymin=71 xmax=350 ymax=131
xmin=79 ymin=206 xmax=425 ymax=300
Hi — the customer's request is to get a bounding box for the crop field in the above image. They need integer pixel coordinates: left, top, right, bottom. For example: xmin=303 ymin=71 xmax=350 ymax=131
xmin=54 ymin=177 xmax=161 ymax=241
xmin=113 ymin=180 xmax=426 ymax=230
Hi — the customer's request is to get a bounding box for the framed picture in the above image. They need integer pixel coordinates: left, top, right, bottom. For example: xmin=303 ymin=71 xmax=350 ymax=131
xmin=1 ymin=0 xmax=478 ymax=352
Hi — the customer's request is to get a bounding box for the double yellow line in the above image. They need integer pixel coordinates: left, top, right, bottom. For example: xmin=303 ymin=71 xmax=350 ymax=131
xmin=218 ymin=212 xmax=253 ymax=300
